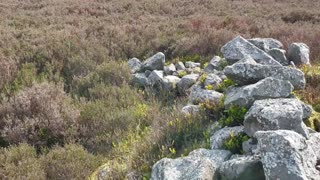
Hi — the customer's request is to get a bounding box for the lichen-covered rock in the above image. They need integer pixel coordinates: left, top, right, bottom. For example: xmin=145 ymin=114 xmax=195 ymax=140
xmin=221 ymin=36 xmax=281 ymax=66
xmin=204 ymin=73 xmax=222 ymax=88
xmin=242 ymin=139 xmax=257 ymax=155
xmin=148 ymin=70 xmax=164 ymax=86
xmin=307 ymin=133 xmax=320 ymax=161
xmin=218 ymin=155 xmax=265 ymax=180
xmin=267 ymin=48 xmax=289 ymax=66
xmin=181 ymin=105 xmax=200 ymax=115
xmin=255 ymin=130 xmax=320 ymax=180
xmin=175 ymin=61 xmax=186 ymax=71
xmin=244 ymin=98 xmax=311 ymax=138
xmin=131 ymin=73 xmax=148 ymax=87
xmin=164 ymin=63 xmax=176 ymax=75
xmin=128 ymin=57 xmax=142 ymax=73
xmin=177 ymin=74 xmax=199 ymax=95
xmin=189 ymin=85 xmax=224 ymax=105
xmin=204 ymin=56 xmax=227 ymax=72
xmin=185 ymin=61 xmax=201 ymax=68
xmin=248 ymin=38 xmax=283 ymax=52
xmin=151 ymin=149 xmax=232 ymax=180
xmin=288 ymin=43 xmax=311 ymax=66
xmin=210 ymin=126 xmax=244 ymax=149
xmin=224 ymin=63 xmax=305 ymax=90
xmin=224 ymin=77 xmax=293 ymax=108
xmin=163 ymin=75 xmax=181 ymax=91
xmin=143 ymin=52 xmax=165 ymax=71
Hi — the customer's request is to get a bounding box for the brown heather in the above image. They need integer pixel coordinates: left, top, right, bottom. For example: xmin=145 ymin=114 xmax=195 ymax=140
xmin=0 ymin=0 xmax=319 ymax=179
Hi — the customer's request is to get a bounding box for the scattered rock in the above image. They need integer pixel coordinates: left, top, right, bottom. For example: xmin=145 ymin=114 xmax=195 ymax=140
xmin=163 ymin=75 xmax=181 ymax=91
xmin=143 ymin=52 xmax=165 ymax=71
xmin=131 ymin=73 xmax=148 ymax=87
xmin=181 ymin=105 xmax=200 ymax=115
xmin=210 ymin=126 xmax=244 ymax=149
xmin=248 ymin=38 xmax=283 ymax=52
xmin=164 ymin=63 xmax=176 ymax=75
xmin=204 ymin=56 xmax=227 ymax=72
xmin=307 ymin=133 xmax=320 ymax=160
xmin=221 ymin=36 xmax=281 ymax=66
xmin=218 ymin=155 xmax=265 ymax=180
xmin=204 ymin=73 xmax=222 ymax=89
xmin=185 ymin=61 xmax=201 ymax=68
xmin=177 ymin=74 xmax=199 ymax=95
xmin=189 ymin=85 xmax=224 ymax=105
xmin=242 ymin=139 xmax=257 ymax=155
xmin=148 ymin=70 xmax=164 ymax=86
xmin=151 ymin=149 xmax=231 ymax=180
xmin=288 ymin=43 xmax=311 ymax=66
xmin=224 ymin=63 xmax=306 ymax=90
xmin=244 ymin=98 xmax=311 ymax=138
xmin=128 ymin=57 xmax=143 ymax=73
xmin=267 ymin=48 xmax=289 ymax=66
xmin=175 ymin=62 xmax=186 ymax=71
xmin=224 ymin=77 xmax=294 ymax=108
xmin=255 ymin=130 xmax=320 ymax=180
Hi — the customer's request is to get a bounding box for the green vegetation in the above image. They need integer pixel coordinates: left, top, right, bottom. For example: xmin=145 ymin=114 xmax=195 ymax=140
xmin=219 ymin=105 xmax=248 ymax=127
xmin=222 ymin=133 xmax=249 ymax=154
xmin=216 ymin=78 xmax=237 ymax=92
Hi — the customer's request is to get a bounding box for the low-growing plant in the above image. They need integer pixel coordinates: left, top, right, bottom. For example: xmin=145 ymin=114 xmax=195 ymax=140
xmin=216 ymin=78 xmax=237 ymax=93
xmin=222 ymin=132 xmax=249 ymax=154
xmin=304 ymin=111 xmax=320 ymax=132
xmin=205 ymin=84 xmax=214 ymax=90
xmin=219 ymin=104 xmax=248 ymax=127
xmin=177 ymin=70 xmax=187 ymax=78
xmin=199 ymin=73 xmax=207 ymax=85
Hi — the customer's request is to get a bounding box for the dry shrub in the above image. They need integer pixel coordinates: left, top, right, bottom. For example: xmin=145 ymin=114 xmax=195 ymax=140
xmin=0 ymin=143 xmax=45 ymax=180
xmin=0 ymin=82 xmax=80 ymax=148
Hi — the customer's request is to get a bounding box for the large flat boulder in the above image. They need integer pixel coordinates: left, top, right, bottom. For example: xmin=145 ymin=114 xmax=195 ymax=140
xmin=224 ymin=77 xmax=293 ymax=108
xmin=221 ymin=36 xmax=281 ymax=66
xmin=255 ymin=130 xmax=320 ymax=180
xmin=224 ymin=62 xmax=306 ymax=90
xmin=151 ymin=149 xmax=232 ymax=180
xmin=244 ymin=98 xmax=311 ymax=138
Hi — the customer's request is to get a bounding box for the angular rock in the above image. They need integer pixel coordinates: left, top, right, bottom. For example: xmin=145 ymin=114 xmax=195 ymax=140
xmin=185 ymin=67 xmax=201 ymax=74
xmin=307 ymin=133 xmax=320 ymax=161
xmin=189 ymin=85 xmax=224 ymax=105
xmin=128 ymin=57 xmax=142 ymax=73
xmin=177 ymin=74 xmax=199 ymax=95
xmin=185 ymin=61 xmax=200 ymax=68
xmin=143 ymin=52 xmax=165 ymax=71
xmin=255 ymin=130 xmax=320 ymax=180
xmin=224 ymin=77 xmax=294 ymax=108
xmin=288 ymin=43 xmax=311 ymax=66
xmin=224 ymin=63 xmax=306 ymax=90
xmin=175 ymin=62 xmax=186 ymax=71
xmin=164 ymin=63 xmax=176 ymax=75
xmin=235 ymin=56 xmax=257 ymax=65
xmin=163 ymin=75 xmax=181 ymax=91
xmin=181 ymin=105 xmax=200 ymax=115
xmin=148 ymin=70 xmax=164 ymax=86
xmin=218 ymin=155 xmax=265 ymax=180
xmin=131 ymin=73 xmax=148 ymax=88
xmin=244 ymin=98 xmax=311 ymax=138
xmin=204 ymin=73 xmax=222 ymax=89
xmin=151 ymin=149 xmax=232 ymax=180
xmin=145 ymin=70 xmax=152 ymax=77
xmin=210 ymin=126 xmax=244 ymax=149
xmin=242 ymin=139 xmax=257 ymax=155
xmin=221 ymin=36 xmax=281 ymax=66
xmin=248 ymin=38 xmax=283 ymax=52
xmin=267 ymin=48 xmax=289 ymax=66
xmin=204 ymin=56 xmax=227 ymax=72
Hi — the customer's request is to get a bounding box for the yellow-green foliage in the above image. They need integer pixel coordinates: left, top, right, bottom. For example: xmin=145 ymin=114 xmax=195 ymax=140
xmin=216 ymin=78 xmax=237 ymax=92
xmin=304 ymin=111 xmax=320 ymax=132
xmin=178 ymin=70 xmax=187 ymax=78
xmin=219 ymin=105 xmax=248 ymax=127
xmin=205 ymin=84 xmax=214 ymax=90
xmin=199 ymin=73 xmax=207 ymax=84
xmin=222 ymin=133 xmax=249 ymax=154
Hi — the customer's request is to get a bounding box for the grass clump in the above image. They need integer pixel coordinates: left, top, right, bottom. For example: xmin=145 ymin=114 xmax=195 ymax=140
xmin=219 ymin=105 xmax=248 ymax=127
xmin=216 ymin=78 xmax=237 ymax=93
xmin=304 ymin=111 xmax=320 ymax=132
xmin=222 ymin=132 xmax=249 ymax=154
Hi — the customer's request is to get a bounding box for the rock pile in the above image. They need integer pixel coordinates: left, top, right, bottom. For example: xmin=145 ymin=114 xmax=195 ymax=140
xmin=128 ymin=36 xmax=319 ymax=180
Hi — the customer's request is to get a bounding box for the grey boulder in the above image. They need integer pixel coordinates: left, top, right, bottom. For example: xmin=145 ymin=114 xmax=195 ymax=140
xmin=204 ymin=73 xmax=222 ymax=89
xmin=244 ymin=98 xmax=311 ymax=138
xmin=185 ymin=61 xmax=201 ymax=68
xmin=175 ymin=62 xmax=186 ymax=71
xmin=221 ymin=36 xmax=281 ymax=66
xmin=224 ymin=77 xmax=293 ymax=108
xmin=210 ymin=126 xmax=244 ymax=149
xmin=164 ymin=63 xmax=176 ymax=75
xmin=181 ymin=105 xmax=200 ymax=115
xmin=204 ymin=56 xmax=227 ymax=72
xmin=131 ymin=73 xmax=148 ymax=88
xmin=307 ymin=133 xmax=320 ymax=161
xmin=148 ymin=70 xmax=164 ymax=86
xmin=151 ymin=149 xmax=232 ymax=180
xmin=177 ymin=74 xmax=199 ymax=95
xmin=224 ymin=62 xmax=305 ymax=90
xmin=163 ymin=75 xmax=181 ymax=91
xmin=267 ymin=48 xmax=289 ymax=66
xmin=128 ymin=57 xmax=142 ymax=73
xmin=143 ymin=52 xmax=165 ymax=71
xmin=189 ymin=85 xmax=224 ymax=105
xmin=248 ymin=38 xmax=283 ymax=52
xmin=255 ymin=130 xmax=320 ymax=180
xmin=288 ymin=43 xmax=311 ymax=66
xmin=218 ymin=155 xmax=265 ymax=180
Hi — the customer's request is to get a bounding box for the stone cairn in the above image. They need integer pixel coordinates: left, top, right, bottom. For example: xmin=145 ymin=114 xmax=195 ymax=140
xmin=128 ymin=36 xmax=320 ymax=180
